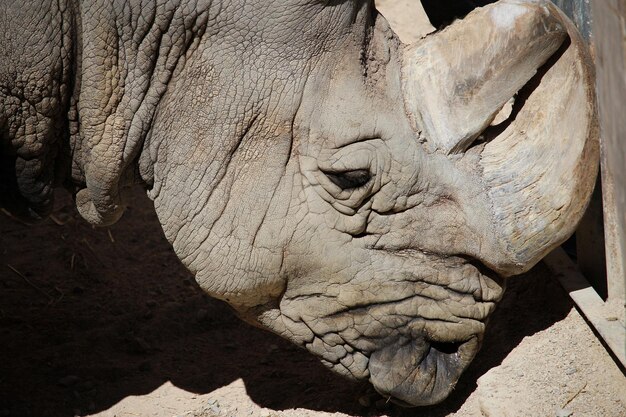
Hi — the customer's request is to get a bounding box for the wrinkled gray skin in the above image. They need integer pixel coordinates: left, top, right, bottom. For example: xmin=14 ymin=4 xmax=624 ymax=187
xmin=0 ymin=0 xmax=595 ymax=406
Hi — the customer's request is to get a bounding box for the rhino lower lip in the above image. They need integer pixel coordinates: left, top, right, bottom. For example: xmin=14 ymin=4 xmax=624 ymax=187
xmin=368 ymin=336 xmax=480 ymax=407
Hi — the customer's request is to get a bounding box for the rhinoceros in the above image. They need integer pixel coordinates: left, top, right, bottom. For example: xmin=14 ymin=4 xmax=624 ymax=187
xmin=0 ymin=0 xmax=598 ymax=407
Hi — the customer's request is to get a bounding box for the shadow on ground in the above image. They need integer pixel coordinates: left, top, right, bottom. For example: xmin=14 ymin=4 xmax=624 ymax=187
xmin=0 ymin=187 xmax=572 ymax=417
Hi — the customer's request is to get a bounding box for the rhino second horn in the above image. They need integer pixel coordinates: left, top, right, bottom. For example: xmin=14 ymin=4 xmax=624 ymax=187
xmin=401 ymin=0 xmax=567 ymax=155
xmin=479 ymin=3 xmax=599 ymax=274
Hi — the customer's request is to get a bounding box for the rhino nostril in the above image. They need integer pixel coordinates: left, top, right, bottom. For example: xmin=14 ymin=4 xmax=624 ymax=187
xmin=430 ymin=341 xmax=463 ymax=355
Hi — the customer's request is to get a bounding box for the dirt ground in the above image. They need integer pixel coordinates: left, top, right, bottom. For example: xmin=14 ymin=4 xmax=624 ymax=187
xmin=2 ymin=1 xmax=626 ymax=416
xmin=1 ymin=187 xmax=625 ymax=417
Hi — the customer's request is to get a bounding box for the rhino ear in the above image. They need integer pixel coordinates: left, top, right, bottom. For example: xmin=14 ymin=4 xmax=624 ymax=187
xmin=75 ymin=171 xmax=127 ymax=227
xmin=74 ymin=122 xmax=138 ymax=226
xmin=74 ymin=100 xmax=138 ymax=227
xmin=73 ymin=37 xmax=145 ymax=227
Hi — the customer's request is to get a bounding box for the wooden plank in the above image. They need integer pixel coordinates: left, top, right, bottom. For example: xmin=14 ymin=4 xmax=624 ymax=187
xmin=550 ymin=0 xmax=609 ymax=301
xmin=591 ymin=0 xmax=626 ymax=306
xmin=545 ymin=249 xmax=626 ymax=369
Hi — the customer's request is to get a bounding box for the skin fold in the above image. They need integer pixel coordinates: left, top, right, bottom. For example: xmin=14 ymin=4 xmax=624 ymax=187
xmin=0 ymin=0 xmax=598 ymax=406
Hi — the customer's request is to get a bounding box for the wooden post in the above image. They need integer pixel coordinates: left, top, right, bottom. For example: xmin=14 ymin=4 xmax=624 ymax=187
xmin=542 ymin=0 xmax=626 ymax=369
xmin=591 ymin=0 xmax=626 ymax=308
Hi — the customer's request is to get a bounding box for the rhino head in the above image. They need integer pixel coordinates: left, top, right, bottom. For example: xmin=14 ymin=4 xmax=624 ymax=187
xmin=1 ymin=0 xmax=597 ymax=407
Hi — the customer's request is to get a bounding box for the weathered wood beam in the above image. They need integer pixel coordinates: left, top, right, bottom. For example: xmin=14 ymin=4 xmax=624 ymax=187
xmin=545 ymin=248 xmax=626 ymax=369
xmin=591 ymin=0 xmax=626 ymax=307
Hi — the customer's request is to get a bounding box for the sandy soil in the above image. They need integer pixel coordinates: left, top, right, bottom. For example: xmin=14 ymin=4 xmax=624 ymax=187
xmin=1 ymin=187 xmax=624 ymax=417
xmin=1 ymin=2 xmax=625 ymax=416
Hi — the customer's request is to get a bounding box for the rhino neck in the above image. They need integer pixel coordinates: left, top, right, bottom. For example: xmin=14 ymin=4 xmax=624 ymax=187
xmin=68 ymin=0 xmax=379 ymax=226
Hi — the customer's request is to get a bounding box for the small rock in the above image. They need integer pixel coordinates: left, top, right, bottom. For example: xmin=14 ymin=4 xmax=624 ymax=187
xmin=58 ymin=375 xmax=80 ymax=387
xmin=565 ymin=367 xmax=577 ymax=375
xmin=606 ymin=316 xmax=618 ymax=322
xmin=556 ymin=408 xmax=573 ymax=417
xmin=205 ymin=398 xmax=221 ymax=414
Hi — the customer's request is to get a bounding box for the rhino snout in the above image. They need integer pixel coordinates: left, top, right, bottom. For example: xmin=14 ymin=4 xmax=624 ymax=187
xmin=255 ymin=250 xmax=503 ymax=407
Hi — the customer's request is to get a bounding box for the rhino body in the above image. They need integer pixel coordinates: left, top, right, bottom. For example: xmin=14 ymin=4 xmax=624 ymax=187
xmin=0 ymin=0 xmax=598 ymax=406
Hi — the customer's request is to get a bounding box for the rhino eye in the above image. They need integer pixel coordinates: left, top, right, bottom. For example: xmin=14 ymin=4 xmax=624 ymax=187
xmin=323 ymin=169 xmax=372 ymax=190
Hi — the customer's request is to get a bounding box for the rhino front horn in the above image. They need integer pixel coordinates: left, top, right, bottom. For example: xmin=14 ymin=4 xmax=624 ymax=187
xmin=402 ymin=0 xmax=599 ymax=275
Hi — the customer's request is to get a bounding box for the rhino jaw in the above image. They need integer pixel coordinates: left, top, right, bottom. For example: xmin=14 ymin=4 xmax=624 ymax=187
xmin=369 ymin=336 xmax=479 ymax=406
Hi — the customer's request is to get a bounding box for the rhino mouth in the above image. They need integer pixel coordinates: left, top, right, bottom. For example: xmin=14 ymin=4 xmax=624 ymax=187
xmin=368 ymin=334 xmax=480 ymax=406
xmin=293 ymin=289 xmax=490 ymax=407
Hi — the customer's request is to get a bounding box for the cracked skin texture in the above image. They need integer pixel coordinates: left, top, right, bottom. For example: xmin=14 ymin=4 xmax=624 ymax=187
xmin=0 ymin=0 xmax=598 ymax=407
